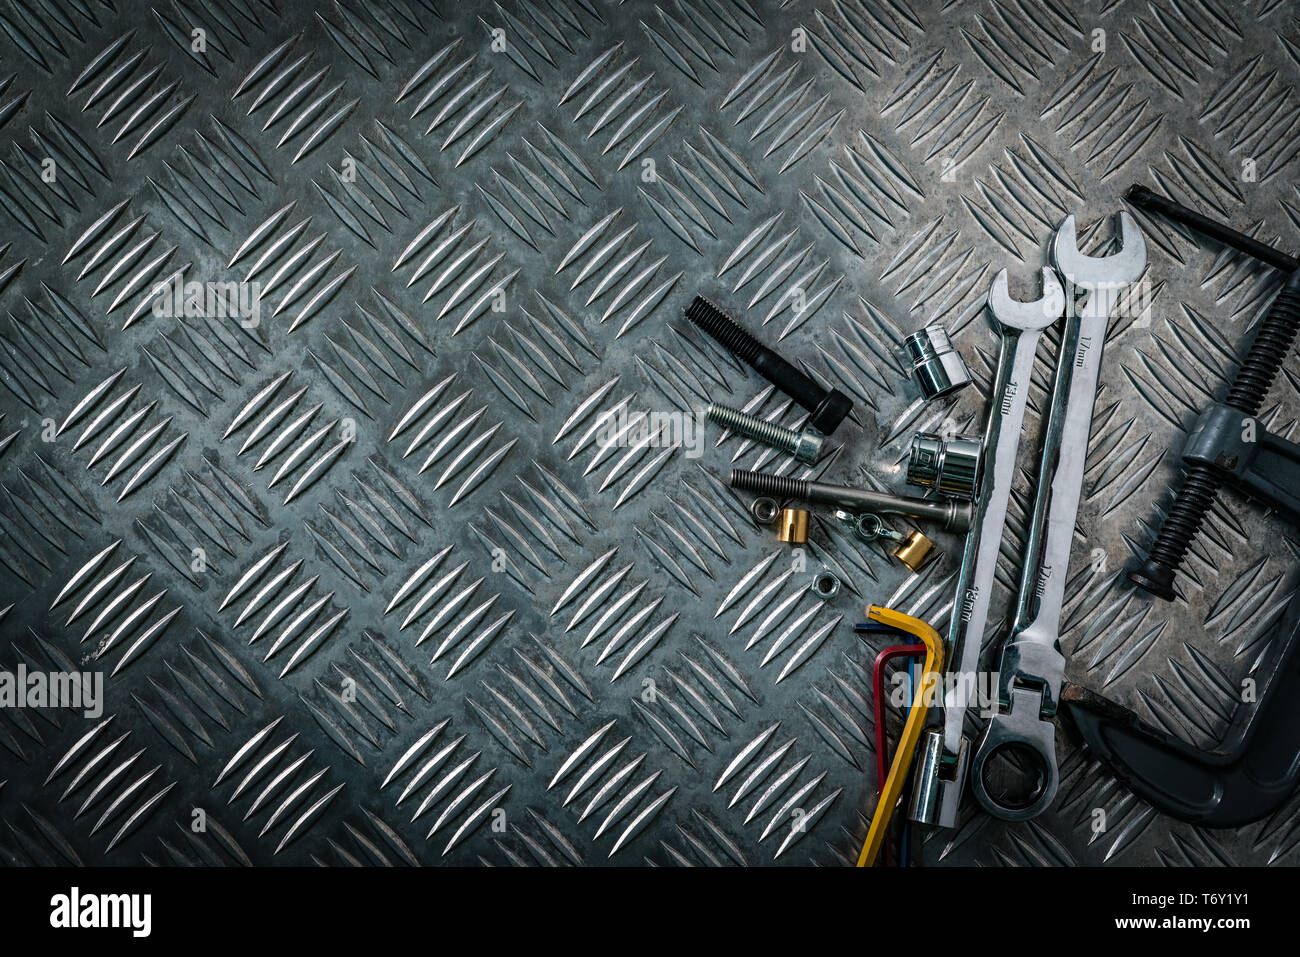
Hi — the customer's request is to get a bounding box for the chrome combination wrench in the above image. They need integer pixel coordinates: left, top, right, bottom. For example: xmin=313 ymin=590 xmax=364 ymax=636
xmin=909 ymin=267 xmax=1064 ymax=828
xmin=968 ymin=212 xmax=1146 ymax=821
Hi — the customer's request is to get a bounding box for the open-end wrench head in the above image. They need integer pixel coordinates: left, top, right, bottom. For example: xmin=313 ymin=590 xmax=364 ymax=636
xmin=986 ymin=267 xmax=1064 ymax=332
xmin=1051 ymin=211 xmax=1146 ymax=288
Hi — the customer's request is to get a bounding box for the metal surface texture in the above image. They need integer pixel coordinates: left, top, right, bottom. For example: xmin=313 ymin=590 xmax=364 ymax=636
xmin=0 ymin=0 xmax=1298 ymax=868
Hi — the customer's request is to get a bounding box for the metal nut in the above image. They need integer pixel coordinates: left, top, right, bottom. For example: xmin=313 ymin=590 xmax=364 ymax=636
xmin=810 ymin=572 xmax=841 ymax=599
xmin=776 ymin=507 xmax=809 ymax=544
xmin=750 ymin=497 xmax=779 ymax=525
xmin=853 ymin=512 xmax=886 ymax=542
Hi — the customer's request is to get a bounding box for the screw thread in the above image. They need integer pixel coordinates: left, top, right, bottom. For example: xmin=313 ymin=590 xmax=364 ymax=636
xmin=1145 ymin=463 xmax=1219 ymax=572
xmin=685 ymin=297 xmax=763 ymax=364
xmin=1134 ymin=271 xmax=1300 ymax=596
xmin=1226 ymin=281 xmax=1300 ymax=415
xmin=730 ymin=469 xmax=809 ymax=499
xmin=707 ymin=404 xmax=799 ymax=451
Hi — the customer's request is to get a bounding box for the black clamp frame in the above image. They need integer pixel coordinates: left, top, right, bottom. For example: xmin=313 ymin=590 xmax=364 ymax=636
xmin=1064 ymin=401 xmax=1300 ymax=825
xmin=1184 ymin=403 xmax=1300 ymax=524
xmin=1064 ymin=187 xmax=1300 ymax=826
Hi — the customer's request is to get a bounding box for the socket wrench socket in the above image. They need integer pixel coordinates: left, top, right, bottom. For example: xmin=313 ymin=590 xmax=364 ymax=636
xmin=907 ymin=432 xmax=982 ymax=499
xmin=904 ymin=325 xmax=971 ymax=401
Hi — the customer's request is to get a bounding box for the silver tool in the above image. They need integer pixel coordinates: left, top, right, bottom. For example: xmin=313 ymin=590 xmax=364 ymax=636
xmin=904 ymin=325 xmax=972 ymax=401
xmin=909 ymin=266 xmax=1065 ymax=828
xmin=907 ymin=433 xmax=982 ymax=499
xmin=968 ymin=212 xmax=1146 ymax=821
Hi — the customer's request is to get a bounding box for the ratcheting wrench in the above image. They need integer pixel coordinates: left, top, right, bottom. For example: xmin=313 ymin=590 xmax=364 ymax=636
xmin=969 ymin=212 xmax=1146 ymax=821
xmin=914 ymin=267 xmax=1064 ymax=829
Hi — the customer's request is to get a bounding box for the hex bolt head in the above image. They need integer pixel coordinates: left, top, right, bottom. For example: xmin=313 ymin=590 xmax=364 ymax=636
xmin=808 ymin=390 xmax=852 ymax=437
xmin=791 ymin=427 xmax=825 ymax=464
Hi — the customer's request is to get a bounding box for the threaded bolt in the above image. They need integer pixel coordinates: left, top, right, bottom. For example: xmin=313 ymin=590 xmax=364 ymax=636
xmin=686 ymin=298 xmax=763 ymax=364
xmin=686 ymin=296 xmax=852 ymax=436
xmin=707 ymin=403 xmax=823 ymax=464
xmin=730 ymin=468 xmax=973 ymax=532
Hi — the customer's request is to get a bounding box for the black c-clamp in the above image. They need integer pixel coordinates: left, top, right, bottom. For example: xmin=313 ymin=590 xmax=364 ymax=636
xmin=1062 ymin=187 xmax=1300 ymax=827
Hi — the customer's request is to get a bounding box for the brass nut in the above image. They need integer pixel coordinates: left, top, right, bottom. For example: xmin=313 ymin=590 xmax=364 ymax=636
xmin=776 ymin=507 xmax=809 ymax=544
xmin=892 ymin=530 xmax=936 ymax=571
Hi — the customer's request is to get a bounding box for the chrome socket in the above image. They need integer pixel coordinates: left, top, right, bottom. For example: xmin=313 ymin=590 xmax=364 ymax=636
xmin=903 ymin=325 xmax=971 ymax=401
xmin=907 ymin=731 xmax=949 ymax=825
xmin=907 ymin=432 xmax=981 ymax=499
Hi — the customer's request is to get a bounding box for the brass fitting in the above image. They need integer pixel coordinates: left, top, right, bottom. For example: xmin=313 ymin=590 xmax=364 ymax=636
xmin=776 ymin=507 xmax=809 ymax=544
xmin=892 ymin=530 xmax=936 ymax=571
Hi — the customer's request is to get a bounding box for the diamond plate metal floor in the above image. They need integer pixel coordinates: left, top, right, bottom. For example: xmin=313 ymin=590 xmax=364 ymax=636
xmin=1 ymin=0 xmax=1298 ymax=867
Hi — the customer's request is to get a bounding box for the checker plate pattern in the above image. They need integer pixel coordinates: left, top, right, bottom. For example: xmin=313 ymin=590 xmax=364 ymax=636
xmin=0 ymin=0 xmax=1298 ymax=867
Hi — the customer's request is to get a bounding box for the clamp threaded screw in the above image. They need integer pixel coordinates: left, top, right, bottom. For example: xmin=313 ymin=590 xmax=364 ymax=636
xmin=1126 ymin=186 xmax=1300 ymax=599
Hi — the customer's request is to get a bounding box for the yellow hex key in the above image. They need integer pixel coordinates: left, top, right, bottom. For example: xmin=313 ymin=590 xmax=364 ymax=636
xmin=856 ymin=605 xmax=945 ymax=867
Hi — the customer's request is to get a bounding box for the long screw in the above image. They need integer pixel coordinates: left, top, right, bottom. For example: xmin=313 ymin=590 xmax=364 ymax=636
xmin=686 ymin=296 xmax=852 ymax=436
xmin=1128 ymin=186 xmax=1298 ymax=272
xmin=730 ymin=469 xmax=972 ymax=532
xmin=1126 ymin=186 xmax=1300 ymax=599
xmin=706 ymin=403 xmax=823 ymax=464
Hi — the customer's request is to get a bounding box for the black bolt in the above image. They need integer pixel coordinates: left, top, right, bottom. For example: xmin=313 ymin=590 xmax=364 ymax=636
xmin=685 ymin=296 xmax=852 ymax=436
xmin=1126 ymin=186 xmax=1300 ymax=599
